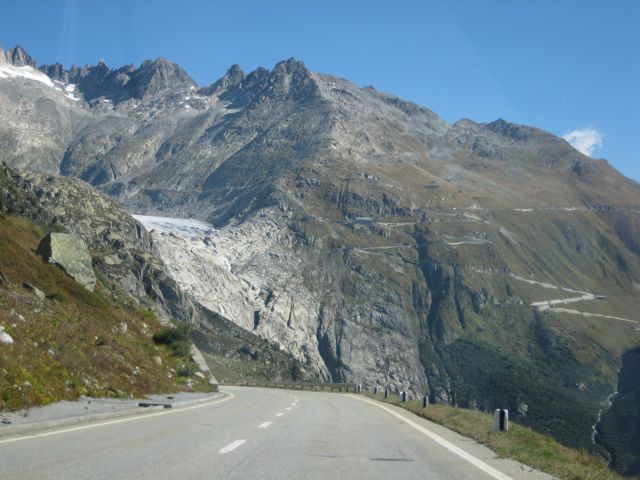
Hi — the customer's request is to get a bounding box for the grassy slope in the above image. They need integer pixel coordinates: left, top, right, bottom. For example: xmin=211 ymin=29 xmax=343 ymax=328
xmin=0 ymin=216 xmax=211 ymax=410
xmin=363 ymin=391 xmax=637 ymax=480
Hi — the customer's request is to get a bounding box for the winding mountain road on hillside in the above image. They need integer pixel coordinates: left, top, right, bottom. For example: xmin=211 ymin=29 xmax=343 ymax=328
xmin=0 ymin=387 xmax=551 ymax=480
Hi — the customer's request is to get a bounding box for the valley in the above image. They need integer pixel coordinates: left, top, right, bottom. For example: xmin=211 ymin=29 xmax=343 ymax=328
xmin=0 ymin=45 xmax=639 ymax=475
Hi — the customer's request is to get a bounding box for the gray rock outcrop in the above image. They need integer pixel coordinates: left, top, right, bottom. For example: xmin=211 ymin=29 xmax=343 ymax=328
xmin=0 ymin=326 xmax=14 ymax=345
xmin=22 ymin=281 xmax=46 ymax=301
xmin=2 ymin=46 xmax=37 ymax=67
xmin=37 ymin=233 xmax=96 ymax=291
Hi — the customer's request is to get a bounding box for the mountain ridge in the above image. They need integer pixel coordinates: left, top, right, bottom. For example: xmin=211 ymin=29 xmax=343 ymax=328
xmin=1 ymin=45 xmax=639 ymax=473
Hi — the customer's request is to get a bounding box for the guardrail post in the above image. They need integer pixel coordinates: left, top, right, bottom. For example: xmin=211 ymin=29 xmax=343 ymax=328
xmin=422 ymin=395 xmax=428 ymax=408
xmin=492 ymin=409 xmax=509 ymax=432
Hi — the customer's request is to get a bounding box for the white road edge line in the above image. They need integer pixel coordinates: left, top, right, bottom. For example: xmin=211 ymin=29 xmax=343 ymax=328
xmin=348 ymin=395 xmax=514 ymax=480
xmin=0 ymin=393 xmax=234 ymax=445
xmin=275 ymin=412 xmax=284 ymax=417
xmin=219 ymin=439 xmax=246 ymax=454
xmin=258 ymin=421 xmax=272 ymax=429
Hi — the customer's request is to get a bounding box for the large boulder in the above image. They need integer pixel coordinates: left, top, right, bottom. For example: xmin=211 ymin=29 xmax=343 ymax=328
xmin=37 ymin=233 xmax=96 ymax=291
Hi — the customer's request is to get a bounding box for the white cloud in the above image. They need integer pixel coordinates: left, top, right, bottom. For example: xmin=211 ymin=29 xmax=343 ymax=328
xmin=562 ymin=127 xmax=603 ymax=157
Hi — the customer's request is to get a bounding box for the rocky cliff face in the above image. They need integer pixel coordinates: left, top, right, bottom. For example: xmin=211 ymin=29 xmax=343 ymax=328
xmin=1 ymin=46 xmax=37 ymax=67
xmin=0 ymin=163 xmax=195 ymax=324
xmin=0 ymin=163 xmax=313 ymax=386
xmin=1 ymin=48 xmax=640 ymax=458
xmin=596 ymin=347 xmax=640 ymax=476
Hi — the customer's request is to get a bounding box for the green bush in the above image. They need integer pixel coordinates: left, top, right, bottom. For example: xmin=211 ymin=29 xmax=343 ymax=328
xmin=177 ymin=363 xmax=197 ymax=377
xmin=152 ymin=324 xmax=192 ymax=357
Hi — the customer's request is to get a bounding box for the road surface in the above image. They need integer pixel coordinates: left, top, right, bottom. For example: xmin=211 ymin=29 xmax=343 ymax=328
xmin=0 ymin=386 xmax=550 ymax=480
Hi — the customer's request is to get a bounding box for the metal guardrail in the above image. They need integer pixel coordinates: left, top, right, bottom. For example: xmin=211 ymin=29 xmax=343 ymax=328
xmin=239 ymin=381 xmax=358 ymax=392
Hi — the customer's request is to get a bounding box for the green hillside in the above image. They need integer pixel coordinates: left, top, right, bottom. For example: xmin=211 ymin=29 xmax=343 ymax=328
xmin=0 ymin=215 xmax=210 ymax=410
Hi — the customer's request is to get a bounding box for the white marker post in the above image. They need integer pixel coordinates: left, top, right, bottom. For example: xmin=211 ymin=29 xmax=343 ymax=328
xmin=492 ymin=409 xmax=509 ymax=432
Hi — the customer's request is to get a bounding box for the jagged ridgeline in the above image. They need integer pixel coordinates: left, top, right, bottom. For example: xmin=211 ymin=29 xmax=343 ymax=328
xmin=1 ymin=45 xmax=640 ymax=473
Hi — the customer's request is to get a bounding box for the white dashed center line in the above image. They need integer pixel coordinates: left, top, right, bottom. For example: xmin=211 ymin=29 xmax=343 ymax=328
xmin=275 ymin=412 xmax=284 ymax=417
xmin=219 ymin=439 xmax=246 ymax=454
xmin=285 ymin=407 xmax=291 ymax=411
xmin=258 ymin=422 xmax=272 ymax=429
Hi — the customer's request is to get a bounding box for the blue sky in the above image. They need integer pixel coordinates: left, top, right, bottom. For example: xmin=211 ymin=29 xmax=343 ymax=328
xmin=1 ymin=0 xmax=638 ymax=180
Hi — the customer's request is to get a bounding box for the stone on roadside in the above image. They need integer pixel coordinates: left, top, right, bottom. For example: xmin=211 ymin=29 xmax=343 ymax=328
xmin=36 ymin=233 xmax=96 ymax=291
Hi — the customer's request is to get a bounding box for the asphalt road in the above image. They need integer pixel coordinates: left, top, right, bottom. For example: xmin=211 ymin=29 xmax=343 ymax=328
xmin=0 ymin=387 xmax=551 ymax=480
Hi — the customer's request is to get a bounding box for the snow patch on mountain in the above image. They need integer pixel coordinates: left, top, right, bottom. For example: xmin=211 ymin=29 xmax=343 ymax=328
xmin=0 ymin=63 xmax=54 ymax=88
xmin=132 ymin=214 xmax=215 ymax=239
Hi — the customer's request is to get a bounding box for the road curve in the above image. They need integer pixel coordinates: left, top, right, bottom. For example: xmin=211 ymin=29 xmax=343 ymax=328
xmin=0 ymin=386 xmax=551 ymax=480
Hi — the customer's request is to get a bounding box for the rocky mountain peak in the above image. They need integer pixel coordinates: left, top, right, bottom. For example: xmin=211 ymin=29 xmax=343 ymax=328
xmin=202 ymin=58 xmax=319 ymax=106
xmin=199 ymin=63 xmax=245 ymax=95
xmin=484 ymin=118 xmax=535 ymax=141
xmin=222 ymin=64 xmax=245 ymax=87
xmin=3 ymin=45 xmax=37 ymax=67
xmin=225 ymin=63 xmax=245 ymax=78
xmin=128 ymin=56 xmax=195 ymax=99
xmin=266 ymin=57 xmax=318 ymax=101
xmin=36 ymin=55 xmax=196 ymax=104
xmin=272 ymin=57 xmax=308 ymax=75
xmin=40 ymin=62 xmax=67 ymax=82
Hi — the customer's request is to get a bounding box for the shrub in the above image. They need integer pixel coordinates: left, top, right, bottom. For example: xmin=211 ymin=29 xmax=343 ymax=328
xmin=177 ymin=363 xmax=197 ymax=377
xmin=152 ymin=324 xmax=192 ymax=357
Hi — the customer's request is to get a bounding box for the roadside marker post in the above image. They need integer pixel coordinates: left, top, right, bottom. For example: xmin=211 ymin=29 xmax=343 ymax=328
xmin=422 ymin=396 xmax=428 ymax=409
xmin=400 ymin=391 xmax=407 ymax=403
xmin=373 ymin=386 xmax=379 ymax=395
xmin=492 ymin=409 xmax=509 ymax=432
xmin=384 ymin=389 xmax=388 ymax=399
